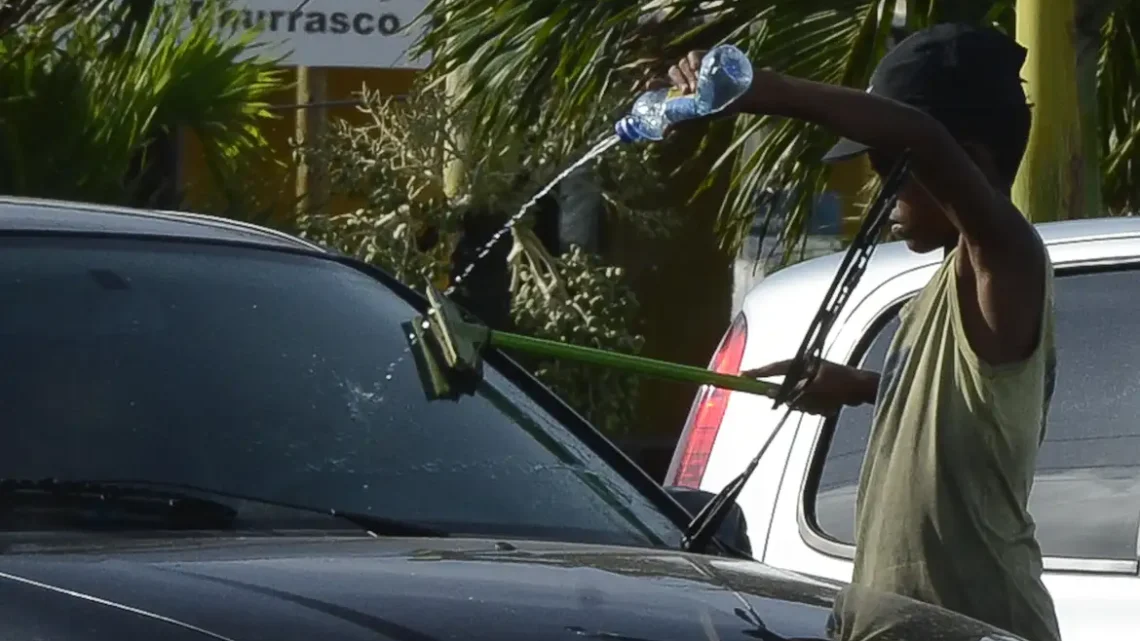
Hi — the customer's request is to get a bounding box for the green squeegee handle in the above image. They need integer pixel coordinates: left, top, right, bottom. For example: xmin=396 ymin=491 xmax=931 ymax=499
xmin=487 ymin=330 xmax=777 ymax=399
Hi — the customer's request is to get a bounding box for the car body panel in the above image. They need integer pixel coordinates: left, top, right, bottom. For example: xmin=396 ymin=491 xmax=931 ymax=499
xmin=0 ymin=535 xmax=1019 ymax=641
xmin=696 ymin=218 xmax=1140 ymax=641
xmin=0 ymin=196 xmax=322 ymax=253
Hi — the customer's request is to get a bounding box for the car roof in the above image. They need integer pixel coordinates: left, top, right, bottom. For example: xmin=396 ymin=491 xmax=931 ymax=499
xmin=0 ymin=196 xmax=326 ymax=253
xmin=737 ymin=217 xmax=1140 ymax=361
xmin=754 ymin=216 xmax=1140 ymax=295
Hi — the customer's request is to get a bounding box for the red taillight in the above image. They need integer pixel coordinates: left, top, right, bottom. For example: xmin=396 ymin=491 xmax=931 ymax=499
xmin=667 ymin=314 xmax=748 ymax=488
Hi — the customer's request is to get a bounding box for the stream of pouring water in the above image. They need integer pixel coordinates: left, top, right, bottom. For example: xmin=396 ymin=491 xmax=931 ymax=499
xmin=444 ymin=134 xmax=621 ymax=296
xmin=387 ymin=133 xmax=622 ymax=386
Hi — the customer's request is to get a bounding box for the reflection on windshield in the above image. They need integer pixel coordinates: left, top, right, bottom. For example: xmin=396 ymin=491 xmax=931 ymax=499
xmin=478 ymin=381 xmax=668 ymax=545
xmin=0 ymin=237 xmax=682 ymax=548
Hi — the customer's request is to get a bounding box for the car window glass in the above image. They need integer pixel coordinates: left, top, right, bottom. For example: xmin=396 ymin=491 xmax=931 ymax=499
xmin=813 ymin=314 xmax=898 ymax=546
xmin=811 ymin=268 xmax=1140 ymax=560
xmin=0 ymin=238 xmax=683 ymax=548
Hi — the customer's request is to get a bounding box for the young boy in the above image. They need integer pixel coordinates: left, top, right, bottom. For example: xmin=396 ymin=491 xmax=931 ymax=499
xmin=664 ymin=24 xmax=1061 ymax=641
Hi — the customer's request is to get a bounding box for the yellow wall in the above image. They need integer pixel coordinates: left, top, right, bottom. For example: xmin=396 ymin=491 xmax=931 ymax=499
xmin=179 ymin=66 xmax=420 ymax=226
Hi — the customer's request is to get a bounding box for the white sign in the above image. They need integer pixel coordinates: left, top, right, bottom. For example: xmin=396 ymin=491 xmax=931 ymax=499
xmin=185 ymin=0 xmax=431 ymax=69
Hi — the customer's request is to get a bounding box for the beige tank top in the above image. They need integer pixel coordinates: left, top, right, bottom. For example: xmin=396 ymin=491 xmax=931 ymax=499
xmin=851 ymin=248 xmax=1062 ymax=641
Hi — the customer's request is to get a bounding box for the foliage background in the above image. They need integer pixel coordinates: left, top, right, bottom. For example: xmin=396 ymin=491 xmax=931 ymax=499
xmin=414 ymin=0 xmax=1140 ymax=255
xmin=13 ymin=0 xmax=1140 ymax=446
xmin=0 ymin=0 xmax=285 ymax=208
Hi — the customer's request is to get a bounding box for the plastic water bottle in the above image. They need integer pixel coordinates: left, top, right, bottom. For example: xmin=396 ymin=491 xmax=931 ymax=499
xmin=614 ymin=44 xmax=754 ymax=143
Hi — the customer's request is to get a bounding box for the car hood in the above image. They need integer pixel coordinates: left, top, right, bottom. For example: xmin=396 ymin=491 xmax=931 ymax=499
xmin=0 ymin=535 xmax=1020 ymax=641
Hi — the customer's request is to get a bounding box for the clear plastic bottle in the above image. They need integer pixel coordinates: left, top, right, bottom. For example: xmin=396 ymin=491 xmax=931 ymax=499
xmin=614 ymin=44 xmax=754 ymax=143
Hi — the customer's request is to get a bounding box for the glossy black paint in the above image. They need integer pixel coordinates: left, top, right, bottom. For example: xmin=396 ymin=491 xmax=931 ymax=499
xmin=664 ymin=486 xmax=752 ymax=556
xmin=0 ymin=197 xmax=317 ymax=252
xmin=0 ymin=536 xmax=1018 ymax=641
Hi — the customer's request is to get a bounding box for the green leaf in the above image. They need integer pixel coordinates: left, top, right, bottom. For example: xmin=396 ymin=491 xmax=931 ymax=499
xmin=0 ymin=0 xmax=285 ymax=209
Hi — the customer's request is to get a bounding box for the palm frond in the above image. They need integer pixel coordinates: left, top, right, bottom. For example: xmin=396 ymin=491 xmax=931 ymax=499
xmin=906 ymin=0 xmax=1011 ymax=27
xmin=412 ymin=1 xmax=648 ymax=145
xmin=415 ymin=0 xmax=1135 ymax=260
xmin=0 ymin=0 xmax=286 ymax=206
xmin=675 ymin=1 xmax=899 ymax=260
xmin=415 ymin=0 xmax=901 ymax=260
xmin=695 ymin=0 xmax=1022 ymax=259
xmin=1099 ymin=0 xmax=1140 ymax=214
xmin=146 ymin=1 xmax=288 ymax=184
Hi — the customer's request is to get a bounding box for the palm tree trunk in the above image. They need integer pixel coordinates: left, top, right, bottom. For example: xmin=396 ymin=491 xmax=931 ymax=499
xmin=1074 ymin=0 xmax=1118 ymax=219
xmin=1013 ymin=0 xmax=1084 ymax=221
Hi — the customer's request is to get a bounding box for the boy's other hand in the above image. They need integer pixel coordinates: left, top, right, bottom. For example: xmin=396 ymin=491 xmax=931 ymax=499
xmin=653 ymin=50 xmax=779 ymax=119
xmin=744 ymin=359 xmax=878 ymax=417
xmin=641 ymin=50 xmax=707 ymax=94
xmin=639 ymin=50 xmax=728 ymax=137
xmin=667 ymin=50 xmax=706 ymax=94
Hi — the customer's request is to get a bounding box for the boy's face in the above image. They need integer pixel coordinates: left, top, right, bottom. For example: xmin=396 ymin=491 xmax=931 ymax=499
xmin=891 ymin=181 xmax=958 ymax=253
xmin=869 ymin=151 xmax=958 ymax=254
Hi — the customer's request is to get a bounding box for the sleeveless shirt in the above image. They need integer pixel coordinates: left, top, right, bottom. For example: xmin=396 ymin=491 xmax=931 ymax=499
xmin=850 ymin=247 xmax=1062 ymax=641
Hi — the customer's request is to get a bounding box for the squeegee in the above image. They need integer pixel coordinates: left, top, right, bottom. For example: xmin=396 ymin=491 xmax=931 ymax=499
xmin=403 ymin=284 xmax=777 ymax=402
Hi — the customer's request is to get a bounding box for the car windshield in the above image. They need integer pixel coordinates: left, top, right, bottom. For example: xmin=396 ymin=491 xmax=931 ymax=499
xmin=0 ymin=236 xmax=684 ymax=548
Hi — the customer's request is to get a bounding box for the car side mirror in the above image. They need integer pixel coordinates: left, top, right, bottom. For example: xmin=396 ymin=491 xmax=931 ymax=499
xmin=663 ymin=486 xmax=752 ymax=557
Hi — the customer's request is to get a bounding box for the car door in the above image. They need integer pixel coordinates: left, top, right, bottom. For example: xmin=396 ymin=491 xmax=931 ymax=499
xmin=763 ymin=237 xmax=1140 ymax=641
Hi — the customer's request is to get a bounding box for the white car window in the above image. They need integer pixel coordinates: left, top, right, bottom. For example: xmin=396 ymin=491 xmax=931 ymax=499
xmin=809 ymin=267 xmax=1140 ymax=561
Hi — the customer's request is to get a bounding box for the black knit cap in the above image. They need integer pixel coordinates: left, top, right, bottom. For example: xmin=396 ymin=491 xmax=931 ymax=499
xmin=822 ymin=23 xmax=1029 ymax=164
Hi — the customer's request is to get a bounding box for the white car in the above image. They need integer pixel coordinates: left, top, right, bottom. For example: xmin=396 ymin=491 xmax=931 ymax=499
xmin=667 ymin=217 xmax=1140 ymax=641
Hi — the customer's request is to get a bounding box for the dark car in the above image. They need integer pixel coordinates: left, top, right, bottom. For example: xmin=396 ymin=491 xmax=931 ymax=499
xmin=0 ymin=197 xmax=1024 ymax=641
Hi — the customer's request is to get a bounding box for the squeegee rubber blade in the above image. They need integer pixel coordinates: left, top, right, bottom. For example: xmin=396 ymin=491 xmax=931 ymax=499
xmin=403 ymin=319 xmax=457 ymax=401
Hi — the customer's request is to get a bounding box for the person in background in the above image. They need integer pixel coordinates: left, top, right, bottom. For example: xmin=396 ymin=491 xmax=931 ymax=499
xmin=662 ymin=23 xmax=1061 ymax=641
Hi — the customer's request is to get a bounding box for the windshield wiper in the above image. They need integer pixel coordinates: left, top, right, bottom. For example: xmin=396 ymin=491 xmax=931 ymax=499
xmin=0 ymin=478 xmax=448 ymax=538
xmin=681 ymin=155 xmax=912 ymax=555
xmin=0 ymin=478 xmax=237 ymax=529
